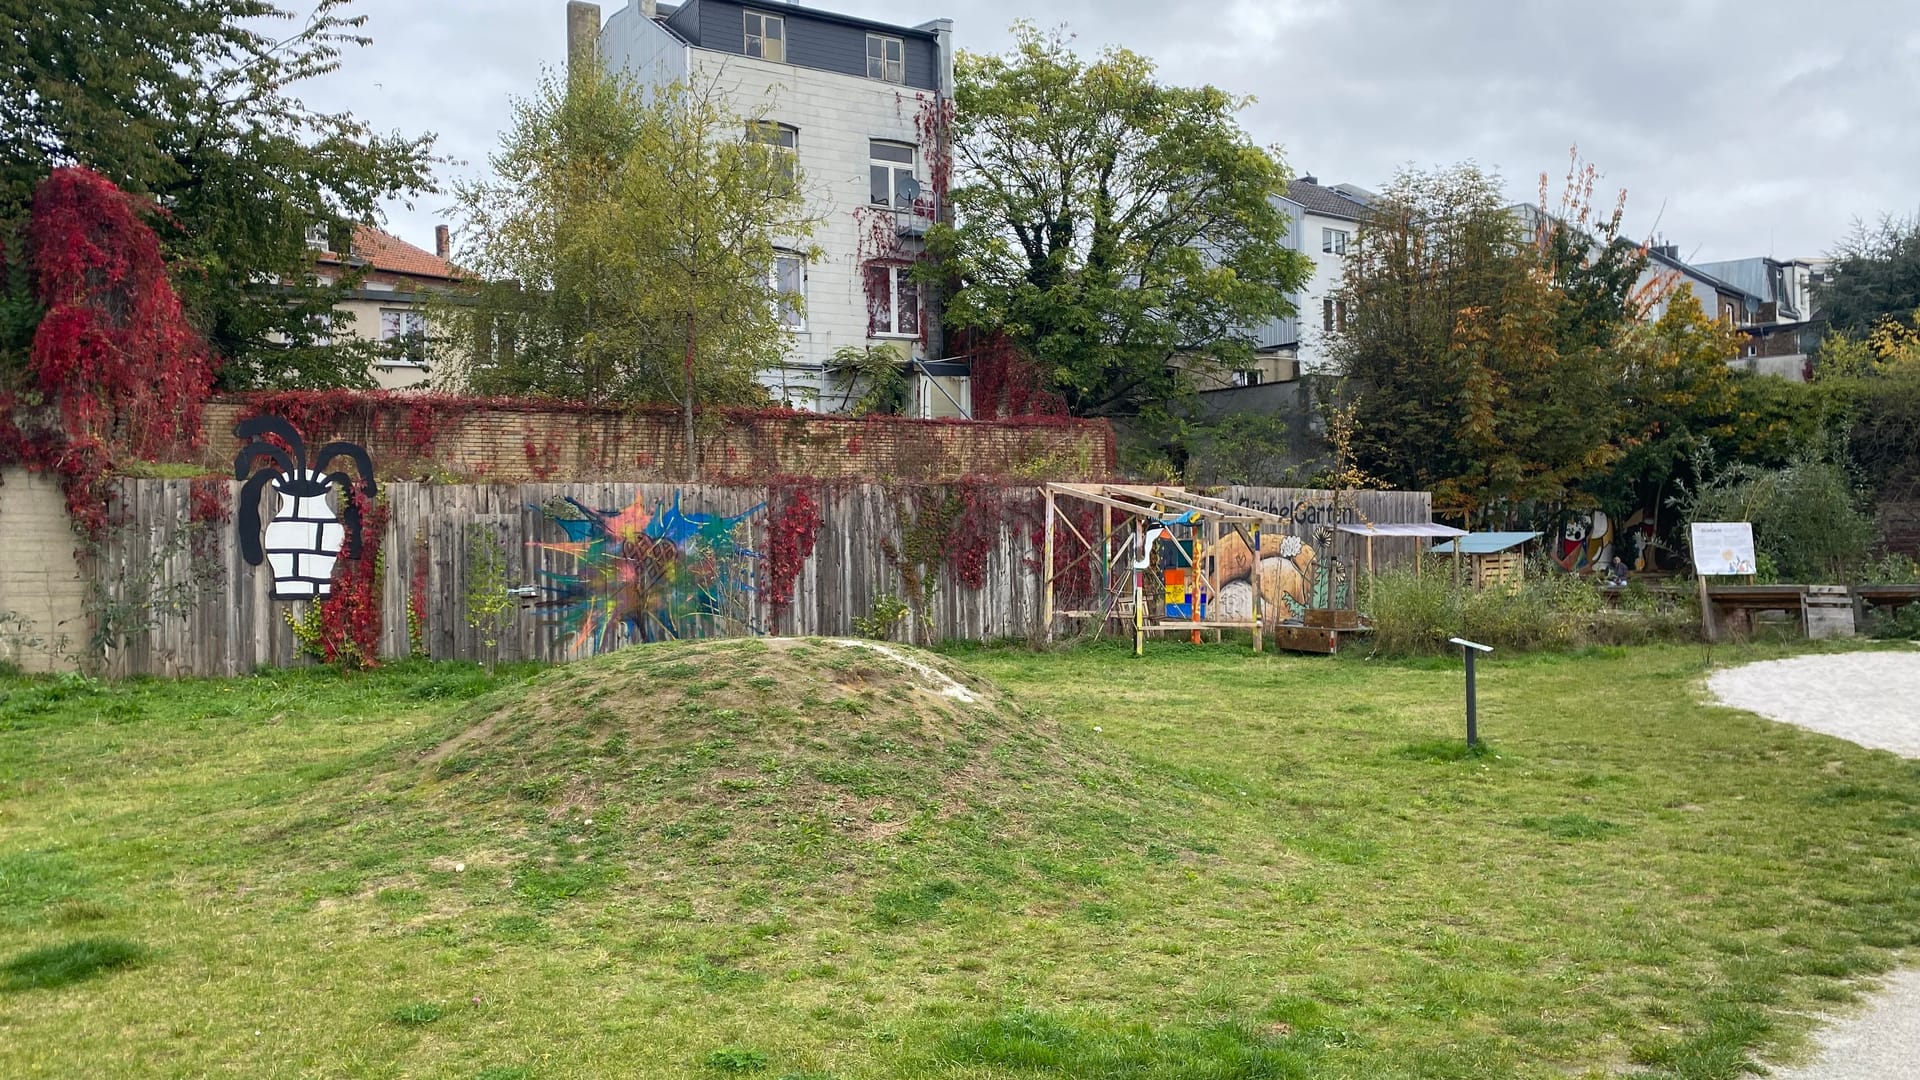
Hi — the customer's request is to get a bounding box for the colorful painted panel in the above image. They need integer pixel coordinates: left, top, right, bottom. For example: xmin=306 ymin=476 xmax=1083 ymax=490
xmin=534 ymin=491 xmax=765 ymax=653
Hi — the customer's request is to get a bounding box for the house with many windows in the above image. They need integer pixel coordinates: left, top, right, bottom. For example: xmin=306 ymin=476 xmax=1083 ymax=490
xmin=575 ymin=0 xmax=962 ymax=415
xmin=1230 ymin=176 xmax=1374 ymax=384
xmin=307 ymin=224 xmax=459 ymax=390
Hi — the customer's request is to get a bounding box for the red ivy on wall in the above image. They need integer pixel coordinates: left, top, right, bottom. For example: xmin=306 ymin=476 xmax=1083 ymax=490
xmin=0 ymin=168 xmax=215 ymax=537
xmin=313 ymin=490 xmax=390 ymax=668
xmin=764 ymin=486 xmax=824 ymax=620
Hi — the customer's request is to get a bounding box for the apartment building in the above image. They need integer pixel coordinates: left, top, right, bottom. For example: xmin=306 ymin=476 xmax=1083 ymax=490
xmin=572 ymin=0 xmax=961 ymax=415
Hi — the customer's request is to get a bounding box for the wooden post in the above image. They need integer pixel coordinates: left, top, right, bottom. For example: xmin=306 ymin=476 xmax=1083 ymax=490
xmin=1697 ymin=573 xmax=1717 ymax=643
xmin=1101 ymin=504 xmax=1112 ymax=626
xmin=1190 ymin=520 xmax=1204 ymax=645
xmin=1042 ymin=488 xmax=1056 ymax=642
xmin=1133 ymin=518 xmax=1145 ymax=657
xmin=1251 ymin=520 xmax=1264 ymax=654
xmin=1366 ymin=534 xmax=1376 ymax=600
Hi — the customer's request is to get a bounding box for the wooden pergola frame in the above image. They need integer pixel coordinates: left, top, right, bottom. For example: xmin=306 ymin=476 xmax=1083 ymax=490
xmin=1040 ymin=483 xmax=1295 ymax=655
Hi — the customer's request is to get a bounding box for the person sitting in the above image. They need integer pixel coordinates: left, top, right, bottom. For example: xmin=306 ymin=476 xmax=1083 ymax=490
xmin=1606 ymin=556 xmax=1630 ymax=587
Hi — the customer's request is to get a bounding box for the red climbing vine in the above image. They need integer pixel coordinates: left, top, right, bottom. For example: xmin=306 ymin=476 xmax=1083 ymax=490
xmin=764 ymin=486 xmax=824 ymax=617
xmin=311 ymin=490 xmax=390 ymax=668
xmin=0 ymin=167 xmax=215 ymax=537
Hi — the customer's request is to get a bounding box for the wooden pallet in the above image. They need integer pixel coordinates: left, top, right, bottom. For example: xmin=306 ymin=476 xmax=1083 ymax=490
xmin=1272 ymin=623 xmax=1365 ymax=655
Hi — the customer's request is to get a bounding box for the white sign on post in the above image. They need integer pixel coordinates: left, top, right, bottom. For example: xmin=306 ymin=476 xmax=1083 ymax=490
xmin=1690 ymin=522 xmax=1757 ymax=576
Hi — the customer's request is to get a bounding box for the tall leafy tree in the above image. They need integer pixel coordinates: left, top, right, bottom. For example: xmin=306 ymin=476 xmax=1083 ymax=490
xmin=1821 ymin=214 xmax=1920 ymax=339
xmin=0 ymin=1 xmax=437 ymax=389
xmin=1331 ymin=164 xmax=1623 ymax=523
xmin=443 ymin=71 xmax=818 ymax=478
xmin=935 ymin=23 xmax=1311 ymax=419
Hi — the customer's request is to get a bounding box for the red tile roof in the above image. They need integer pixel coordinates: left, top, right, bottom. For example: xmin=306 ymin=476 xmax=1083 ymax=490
xmin=315 ymin=225 xmax=457 ymax=281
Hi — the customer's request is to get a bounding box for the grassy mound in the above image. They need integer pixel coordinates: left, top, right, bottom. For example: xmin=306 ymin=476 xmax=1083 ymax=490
xmin=376 ymin=637 xmax=1154 ymax=907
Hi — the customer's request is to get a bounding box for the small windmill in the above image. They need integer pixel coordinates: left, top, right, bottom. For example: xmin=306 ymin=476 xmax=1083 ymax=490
xmin=233 ymin=415 xmax=378 ymax=599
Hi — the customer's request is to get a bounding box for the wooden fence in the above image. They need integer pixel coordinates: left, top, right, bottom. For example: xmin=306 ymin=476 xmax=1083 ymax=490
xmin=93 ymin=480 xmax=1431 ymax=677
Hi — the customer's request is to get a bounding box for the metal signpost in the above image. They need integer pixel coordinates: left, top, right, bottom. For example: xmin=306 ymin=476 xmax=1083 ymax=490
xmin=1448 ymin=637 xmax=1493 ymax=747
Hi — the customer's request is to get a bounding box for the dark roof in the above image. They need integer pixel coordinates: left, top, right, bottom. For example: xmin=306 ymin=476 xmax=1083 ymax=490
xmin=1644 ymin=246 xmax=1761 ymax=305
xmin=1284 ymin=178 xmax=1371 ymax=222
xmin=667 ymin=0 xmax=939 ymax=42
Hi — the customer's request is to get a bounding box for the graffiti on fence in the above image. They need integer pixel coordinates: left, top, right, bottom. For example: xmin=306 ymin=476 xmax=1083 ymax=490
xmin=233 ymin=415 xmax=377 ymax=600
xmin=1212 ymin=531 xmax=1321 ymax=623
xmin=534 ymin=491 xmax=766 ymax=652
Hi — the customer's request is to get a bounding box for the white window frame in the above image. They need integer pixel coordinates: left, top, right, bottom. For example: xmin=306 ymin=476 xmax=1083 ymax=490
xmin=378 ymin=308 xmax=429 ymax=366
xmin=869 ymin=140 xmax=918 ymax=210
xmin=770 ymin=252 xmax=806 ymax=331
xmin=748 ymin=121 xmax=799 ymax=191
xmin=743 ymin=10 xmax=785 ymax=63
xmin=867 ymin=264 xmax=920 ymax=339
xmin=866 ymin=34 xmax=904 ymax=83
xmin=305 ymin=223 xmax=330 ymax=251
xmin=1322 ymin=227 xmax=1350 ymax=255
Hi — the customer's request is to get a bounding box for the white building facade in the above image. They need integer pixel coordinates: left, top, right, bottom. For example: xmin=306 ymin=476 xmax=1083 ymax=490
xmin=580 ymin=0 xmax=961 ymax=415
xmin=1238 ymin=177 xmax=1372 ymax=380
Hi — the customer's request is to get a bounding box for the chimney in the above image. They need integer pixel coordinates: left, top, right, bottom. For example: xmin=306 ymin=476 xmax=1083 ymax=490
xmin=641 ymin=0 xmax=657 ymax=16
xmin=566 ymin=2 xmax=601 ymax=78
xmin=1300 ymin=174 xmax=1318 ymax=185
xmin=435 ymin=225 xmax=450 ymax=261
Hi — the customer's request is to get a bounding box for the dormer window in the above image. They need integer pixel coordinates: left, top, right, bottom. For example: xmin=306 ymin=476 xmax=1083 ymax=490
xmin=744 ymin=10 xmax=785 ymax=62
xmin=305 ymin=223 xmax=330 ymax=252
xmin=867 ymin=34 xmax=904 ymax=83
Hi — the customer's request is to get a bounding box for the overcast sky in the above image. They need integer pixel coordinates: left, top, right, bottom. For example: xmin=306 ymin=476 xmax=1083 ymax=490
xmin=306 ymin=0 xmax=1918 ymax=264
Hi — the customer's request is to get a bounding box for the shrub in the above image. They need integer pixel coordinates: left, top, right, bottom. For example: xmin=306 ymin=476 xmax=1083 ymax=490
xmin=1864 ymin=603 xmax=1920 ymax=640
xmin=1677 ymin=456 xmax=1876 ymax=583
xmin=1361 ymin=562 xmax=1695 ymax=657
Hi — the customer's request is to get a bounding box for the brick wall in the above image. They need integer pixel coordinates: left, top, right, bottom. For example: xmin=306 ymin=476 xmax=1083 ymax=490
xmin=190 ymin=396 xmax=1115 ymax=483
xmin=0 ymin=470 xmax=87 ymax=673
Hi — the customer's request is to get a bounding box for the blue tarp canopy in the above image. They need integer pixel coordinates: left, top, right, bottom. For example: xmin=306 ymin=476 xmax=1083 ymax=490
xmin=1429 ymin=531 xmax=1542 ymax=555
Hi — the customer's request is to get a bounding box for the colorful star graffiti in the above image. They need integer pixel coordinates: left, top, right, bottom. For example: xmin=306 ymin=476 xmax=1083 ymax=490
xmin=534 ymin=491 xmax=765 ymax=652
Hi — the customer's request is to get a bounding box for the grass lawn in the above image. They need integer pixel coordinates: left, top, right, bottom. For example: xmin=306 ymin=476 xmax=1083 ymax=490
xmin=1 ymin=639 xmax=1918 ymax=1079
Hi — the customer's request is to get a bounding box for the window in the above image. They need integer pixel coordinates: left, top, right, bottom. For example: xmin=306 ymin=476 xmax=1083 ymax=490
xmin=1322 ymin=298 xmax=1348 ymax=332
xmin=1721 ymin=302 xmax=1736 ymax=324
xmin=1232 ymin=369 xmax=1263 ymax=387
xmin=1322 ymin=228 xmax=1350 ymax=255
xmin=743 ymin=10 xmax=784 ymax=62
xmin=770 ymin=252 xmax=805 ymax=330
xmin=869 ymin=140 xmax=918 ymax=210
xmin=748 ymin=121 xmax=798 ymax=191
xmin=379 ymin=308 xmax=428 ymax=364
xmin=866 ymin=34 xmax=904 ymax=82
xmin=305 ymin=223 xmax=330 ymax=251
xmin=865 ymin=264 xmax=920 ymax=337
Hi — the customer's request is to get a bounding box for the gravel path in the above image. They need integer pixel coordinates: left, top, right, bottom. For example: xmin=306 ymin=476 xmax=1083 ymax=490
xmin=1708 ymin=651 xmax=1920 ymax=757
xmin=1707 ymin=648 xmax=1920 ymax=1079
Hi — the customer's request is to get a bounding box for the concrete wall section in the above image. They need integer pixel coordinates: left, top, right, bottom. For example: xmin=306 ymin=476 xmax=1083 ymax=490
xmin=0 ymin=469 xmax=86 ymax=673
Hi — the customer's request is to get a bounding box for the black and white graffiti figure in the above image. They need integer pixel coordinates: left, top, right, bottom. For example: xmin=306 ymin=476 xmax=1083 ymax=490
xmin=233 ymin=416 xmax=378 ymax=600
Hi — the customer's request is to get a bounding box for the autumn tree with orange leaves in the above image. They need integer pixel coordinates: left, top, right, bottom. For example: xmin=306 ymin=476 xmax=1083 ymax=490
xmin=1329 ymin=158 xmax=1649 ymax=525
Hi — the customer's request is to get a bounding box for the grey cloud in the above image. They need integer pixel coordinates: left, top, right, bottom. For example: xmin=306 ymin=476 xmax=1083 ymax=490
xmin=310 ymin=0 xmax=1914 ymax=263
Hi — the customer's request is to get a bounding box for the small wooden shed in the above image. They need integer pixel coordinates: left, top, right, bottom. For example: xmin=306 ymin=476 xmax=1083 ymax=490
xmin=1429 ymin=532 xmax=1542 ymax=589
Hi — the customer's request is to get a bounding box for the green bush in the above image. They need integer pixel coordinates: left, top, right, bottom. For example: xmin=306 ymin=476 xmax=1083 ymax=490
xmin=1361 ymin=562 xmax=1696 ymax=657
xmin=1678 ymin=456 xmax=1876 ymax=583
xmin=1864 ymin=603 xmax=1920 ymax=640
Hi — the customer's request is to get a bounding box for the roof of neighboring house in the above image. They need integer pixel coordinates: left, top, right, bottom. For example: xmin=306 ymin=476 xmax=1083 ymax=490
xmin=315 ymin=225 xmax=457 ymax=281
xmin=1644 ymin=246 xmax=1760 ymax=305
xmin=1430 ymin=531 xmax=1542 ymax=554
xmin=1283 ymin=178 xmax=1372 ymax=222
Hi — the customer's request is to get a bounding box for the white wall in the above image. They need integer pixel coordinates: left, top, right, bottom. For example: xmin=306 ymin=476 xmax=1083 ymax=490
xmin=1296 ymin=212 xmax=1358 ymax=373
xmin=601 ymin=8 xmax=941 ymax=411
xmin=685 ymin=51 xmax=936 ymax=409
xmin=602 ymin=2 xmax=688 ymax=90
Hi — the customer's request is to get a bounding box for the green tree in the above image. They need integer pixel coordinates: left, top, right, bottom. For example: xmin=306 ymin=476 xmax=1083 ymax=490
xmin=1820 ymin=214 xmax=1920 ymax=339
xmin=0 ymin=1 xmax=438 ymax=388
xmin=934 ymin=23 xmax=1311 ymax=419
xmin=1332 ymin=164 xmax=1622 ymax=524
xmin=442 ymin=71 xmax=818 ymax=478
